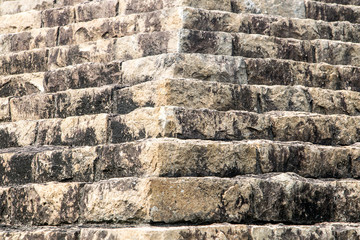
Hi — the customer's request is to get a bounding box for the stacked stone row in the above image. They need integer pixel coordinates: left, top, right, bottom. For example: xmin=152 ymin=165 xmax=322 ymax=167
xmin=1 ymin=0 xmax=360 ymax=239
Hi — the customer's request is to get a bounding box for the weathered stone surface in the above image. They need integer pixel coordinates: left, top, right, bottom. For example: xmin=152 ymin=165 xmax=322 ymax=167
xmin=79 ymin=174 xmax=360 ymax=224
xmin=57 ymin=8 xmax=183 ymax=48
xmin=233 ymin=32 xmax=360 ymax=66
xmin=79 ymin=223 xmax=360 ymax=240
xmin=0 ymin=229 xmax=80 ymax=240
xmin=306 ymin=0 xmax=360 ymax=23
xmin=0 ymin=0 xmax=88 ymax=16
xmin=0 ymin=97 xmax=10 ymax=122
xmin=0 ymin=114 xmax=108 ymax=148
xmin=9 ymin=182 xmax=82 ymax=225
xmin=0 ymin=27 xmax=58 ymax=54
xmin=231 ymin=0 xmax=360 ymax=23
xmin=7 ymin=79 xmax=360 ymax=122
xmin=0 ymin=0 xmax=231 ymax=33
xmin=184 ymin=7 xmax=360 ymax=43
xmin=6 ymin=29 xmax=360 ymax=77
xmin=10 ymin=85 xmax=117 ymax=121
xmin=1 ymin=107 xmax=360 ymax=149
xmin=0 ymin=10 xmax=41 ymax=34
xmin=0 ymin=73 xmax=45 ymax=97
xmin=0 ymin=146 xmax=65 ymax=185
xmin=6 ymin=7 xmax=360 ymax=55
xmin=113 ymin=106 xmax=360 ymax=145
xmin=315 ymin=0 xmax=360 ymax=4
xmin=0 ymin=49 xmax=48 ymax=75
xmin=123 ymin=54 xmax=360 ymax=92
xmin=244 ymin=58 xmax=360 ymax=91
xmin=1 ymin=30 xmax=232 ymax=76
xmin=117 ymin=0 xmax=232 ymax=14
xmin=3 ymin=223 xmax=360 ymax=239
xmin=3 ymin=174 xmax=360 ymax=225
xmin=0 ymin=0 xmax=54 ymax=16
xmin=44 ymin=61 xmax=121 ymax=93
xmin=231 ymin=0 xmax=306 ymax=18
xmin=0 ymin=228 xmax=79 ymax=240
xmin=118 ymin=53 xmax=248 ymax=87
xmin=3 ymin=138 xmax=360 ymax=185
xmin=0 ymin=187 xmax=10 ymax=225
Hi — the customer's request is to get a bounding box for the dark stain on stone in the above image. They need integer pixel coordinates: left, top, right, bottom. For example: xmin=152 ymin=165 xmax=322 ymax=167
xmin=110 ymin=118 xmax=133 ymax=143
xmin=179 ymin=229 xmax=208 ymax=240
xmin=6 ymin=154 xmax=33 ymax=185
xmin=138 ymin=32 xmax=170 ymax=57
xmin=182 ymin=31 xmax=220 ymax=54
xmin=292 ymin=183 xmax=333 ymax=223
xmin=0 ymin=129 xmax=18 ymax=148
xmin=95 ymin=144 xmax=143 ymax=180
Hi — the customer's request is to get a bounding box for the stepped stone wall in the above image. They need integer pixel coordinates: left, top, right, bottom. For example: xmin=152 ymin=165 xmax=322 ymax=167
xmin=1 ymin=0 xmax=360 ymax=239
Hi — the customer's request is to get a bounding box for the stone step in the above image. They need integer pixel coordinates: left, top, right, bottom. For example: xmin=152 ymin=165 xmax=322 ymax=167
xmin=244 ymin=57 xmax=360 ymax=92
xmin=1 ymin=138 xmax=360 ymax=185
xmin=231 ymin=0 xmax=360 ymax=23
xmin=0 ymin=30 xmax=234 ymax=76
xmin=44 ymin=54 xmax=247 ymax=93
xmin=0 ymin=0 xmax=89 ymax=16
xmin=5 ymin=79 xmax=360 ymax=123
xmin=0 ymin=0 xmax=230 ymax=34
xmin=3 ymin=53 xmax=360 ymax=99
xmin=3 ymin=173 xmax=360 ymax=225
xmin=305 ymin=0 xmax=360 ymax=23
xmin=185 ymin=7 xmax=360 ymax=43
xmin=315 ymin=0 xmax=360 ymax=5
xmin=0 ymin=73 xmax=44 ymax=98
xmin=1 ymin=223 xmax=360 ymax=239
xmin=4 ymin=7 xmax=360 ymax=55
xmin=4 ymin=29 xmax=360 ymax=77
xmin=232 ymin=32 xmax=360 ymax=67
xmin=0 ymin=107 xmax=359 ymax=149
xmin=0 ymin=7 xmax=183 ymax=55
xmin=123 ymin=54 xmax=360 ymax=93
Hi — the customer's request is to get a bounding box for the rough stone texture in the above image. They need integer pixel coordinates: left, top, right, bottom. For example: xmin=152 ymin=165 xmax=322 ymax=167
xmin=2 ymin=0 xmax=360 ymax=234
xmin=5 ymin=29 xmax=360 ymax=78
xmin=77 ymin=174 xmax=360 ymax=224
xmin=244 ymin=58 xmax=360 ymax=92
xmin=9 ymin=182 xmax=82 ymax=225
xmin=6 ymin=7 xmax=360 ymax=55
xmin=57 ymin=8 xmax=183 ymax=48
xmin=113 ymin=106 xmax=360 ymax=145
xmin=0 ymin=11 xmax=42 ymax=34
xmin=5 ymin=79 xmax=360 ymax=123
xmin=315 ymin=0 xmax=360 ymax=4
xmin=233 ymin=32 xmax=360 ymax=66
xmin=1 ymin=138 xmax=360 ymax=185
xmin=44 ymin=61 xmax=122 ymax=93
xmin=1 ymin=223 xmax=360 ymax=239
xmin=0 ymin=0 xmax=231 ymax=34
xmin=0 ymin=182 xmax=82 ymax=226
xmin=184 ymin=7 xmax=360 ymax=43
xmin=79 ymin=223 xmax=360 ymax=239
xmin=0 ymin=73 xmax=44 ymax=97
xmin=0 ymin=114 xmax=109 ymax=148
xmin=42 ymin=52 xmax=360 ymax=95
xmin=0 ymin=0 xmax=89 ymax=15
xmin=123 ymin=53 xmax=360 ymax=92
xmin=306 ymin=0 xmax=360 ymax=23
xmin=1 ymin=106 xmax=360 ymax=149
xmin=231 ymin=0 xmax=360 ymax=23
xmin=231 ymin=0 xmax=306 ymax=18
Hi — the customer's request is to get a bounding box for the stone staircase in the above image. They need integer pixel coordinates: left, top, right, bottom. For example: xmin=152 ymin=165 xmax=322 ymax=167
xmin=1 ymin=0 xmax=360 ymax=239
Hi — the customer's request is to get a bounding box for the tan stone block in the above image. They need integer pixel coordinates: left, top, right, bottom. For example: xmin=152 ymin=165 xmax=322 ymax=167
xmin=0 ymin=11 xmax=41 ymax=34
